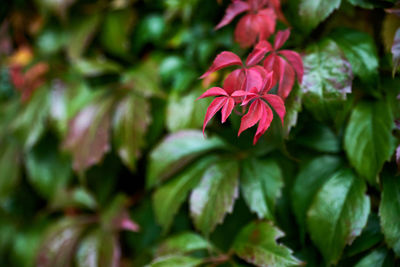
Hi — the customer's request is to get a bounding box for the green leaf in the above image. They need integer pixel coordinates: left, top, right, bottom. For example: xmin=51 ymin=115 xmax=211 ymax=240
xmin=26 ymin=135 xmax=72 ymax=199
xmin=344 ymin=101 xmax=395 ymax=184
xmin=113 ymin=94 xmax=150 ymax=171
xmin=346 ymin=0 xmax=377 ymax=9
xmin=100 ymin=9 xmax=135 ymax=57
xmin=50 ymin=187 xmax=97 ymax=210
xmin=189 ymin=159 xmax=239 ymax=235
xmin=354 ymin=248 xmax=394 ymax=267
xmin=0 ymin=141 xmax=20 ymax=199
xmin=240 ymin=158 xmax=283 ymax=220
xmin=344 ymin=213 xmax=383 ymax=257
xmin=283 ymin=83 xmax=302 ymax=136
xmin=166 ymin=89 xmax=210 ymax=132
xmin=295 ymin=123 xmax=341 ymax=153
xmin=147 ymin=130 xmax=228 ymax=188
xmin=76 ymin=229 xmax=119 ymax=267
xmin=74 ymin=57 xmax=122 ymax=77
xmin=307 ymin=169 xmax=370 ymax=264
xmin=152 ymin=156 xmax=216 ymax=231
xmin=299 ymin=0 xmax=341 ymax=32
xmin=330 ymin=28 xmax=379 ymax=86
xmin=149 ymin=255 xmax=203 ymax=267
xmin=11 ymin=87 xmax=49 ymax=150
xmin=67 ymin=14 xmax=101 ymax=60
xmin=292 ymin=156 xmax=343 ymax=238
xmin=379 ymin=174 xmax=400 ymax=257
xmin=232 ymin=221 xmax=302 ymax=267
xmin=301 ymin=39 xmax=353 ymax=123
xmin=156 ymin=232 xmax=212 ymax=257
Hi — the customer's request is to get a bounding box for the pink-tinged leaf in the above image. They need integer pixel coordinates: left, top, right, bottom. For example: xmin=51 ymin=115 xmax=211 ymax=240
xmin=256 ymin=8 xmax=277 ymax=41
xmin=274 ymin=29 xmax=290 ymax=50
xmin=263 ymin=53 xmax=281 ymax=87
xmin=221 ymin=97 xmax=235 ymax=123
xmin=118 ymin=213 xmax=140 ymax=232
xmin=63 ymin=101 xmax=112 ymax=172
xmin=197 ymin=87 xmax=228 ymax=99
xmin=235 ymin=14 xmax=259 ymax=47
xmin=392 ymin=28 xmax=400 ymax=76
xmin=223 ymin=69 xmax=246 ymax=95
xmin=215 ymin=0 xmax=250 ymax=29
xmin=232 ymin=89 xmax=258 ymax=106
xmin=263 ymin=94 xmax=286 ymax=124
xmin=238 ymin=99 xmax=263 ymax=136
xmin=245 ymin=67 xmax=264 ymax=92
xmin=279 ymin=50 xmax=304 ymax=83
xmin=203 ymin=97 xmax=227 ymax=134
xmin=277 ymin=57 xmax=295 ymax=99
xmin=231 ymin=90 xmax=257 ymax=97
xmin=246 ymin=43 xmax=272 ymax=66
xmin=200 ymin=51 xmax=242 ymax=79
xmin=254 ymin=102 xmax=273 ymax=144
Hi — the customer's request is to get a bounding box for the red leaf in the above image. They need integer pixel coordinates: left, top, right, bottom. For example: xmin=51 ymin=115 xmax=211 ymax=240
xmin=263 ymin=53 xmax=281 ymax=86
xmin=200 ymin=51 xmax=243 ymax=79
xmin=269 ymin=0 xmax=287 ymax=23
xmin=279 ymin=50 xmax=304 ymax=83
xmin=263 ymin=94 xmax=285 ymax=124
xmin=221 ymin=97 xmax=235 ymax=123
xmin=203 ymin=97 xmax=227 ymax=134
xmin=197 ymin=87 xmax=228 ymax=99
xmin=246 ymin=42 xmax=272 ymax=66
xmin=223 ymin=69 xmax=246 ymax=95
xmin=215 ymin=0 xmax=250 ymax=30
xmin=235 ymin=14 xmax=259 ymax=47
xmin=277 ymin=57 xmax=295 ymax=99
xmin=274 ymin=29 xmax=290 ymax=50
xmin=254 ymin=102 xmax=273 ymax=144
xmin=238 ymin=99 xmax=263 ymax=136
xmin=245 ymin=67 xmax=264 ymax=92
xmin=256 ymin=8 xmax=277 ymax=41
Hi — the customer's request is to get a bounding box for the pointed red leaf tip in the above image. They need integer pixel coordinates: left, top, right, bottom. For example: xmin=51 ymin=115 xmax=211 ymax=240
xmin=215 ymin=0 xmax=250 ymax=30
xmin=197 ymin=87 xmax=228 ymax=100
xmin=254 ymin=102 xmax=273 ymax=144
xmin=279 ymin=50 xmax=304 ymax=84
xmin=118 ymin=212 xmax=140 ymax=232
xmin=277 ymin=58 xmax=295 ymax=99
xmin=263 ymin=94 xmax=285 ymax=125
xmin=238 ymin=99 xmax=264 ymax=136
xmin=200 ymin=51 xmax=242 ymax=79
xmin=202 ymin=96 xmax=227 ymax=134
xmin=274 ymin=29 xmax=290 ymax=50
xmin=246 ymin=40 xmax=273 ymax=66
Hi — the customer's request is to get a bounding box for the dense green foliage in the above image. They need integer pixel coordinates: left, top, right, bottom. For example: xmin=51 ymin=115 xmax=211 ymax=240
xmin=1 ymin=0 xmax=400 ymax=266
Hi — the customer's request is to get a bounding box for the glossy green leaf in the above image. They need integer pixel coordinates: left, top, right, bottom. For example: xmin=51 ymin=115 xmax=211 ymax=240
xmin=330 ymin=28 xmax=379 ymax=86
xmin=156 ymin=232 xmax=212 ymax=257
xmin=113 ymin=94 xmax=150 ymax=171
xmin=74 ymin=58 xmax=122 ymax=77
xmin=354 ymin=248 xmax=394 ymax=267
xmin=307 ymin=169 xmax=370 ymax=264
xmin=240 ymin=158 xmax=283 ymax=220
xmin=379 ymin=174 xmax=400 ymax=257
xmin=292 ymin=156 xmax=343 ymax=237
xmin=189 ymin=159 xmax=239 ymax=235
xmin=50 ymin=187 xmax=97 ymax=210
xmin=299 ymin=0 xmax=341 ymax=31
xmin=283 ymin=83 xmax=302 ymax=136
xmin=149 ymin=255 xmax=203 ymax=267
xmin=301 ymin=39 xmax=353 ymax=122
xmin=344 ymin=101 xmax=395 ymax=184
xmin=147 ymin=130 xmax=228 ymax=188
xmin=295 ymin=123 xmax=341 ymax=153
xmin=232 ymin=221 xmax=302 ymax=267
xmin=152 ymin=156 xmax=216 ymax=231
xmin=26 ymin=136 xmax=71 ymax=199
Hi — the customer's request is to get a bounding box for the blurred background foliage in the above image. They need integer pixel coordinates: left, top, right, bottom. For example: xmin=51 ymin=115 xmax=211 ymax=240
xmin=1 ymin=0 xmax=400 ymax=266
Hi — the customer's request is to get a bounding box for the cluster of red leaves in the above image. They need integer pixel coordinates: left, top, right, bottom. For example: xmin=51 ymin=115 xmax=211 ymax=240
xmin=199 ymin=0 xmax=303 ymax=144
